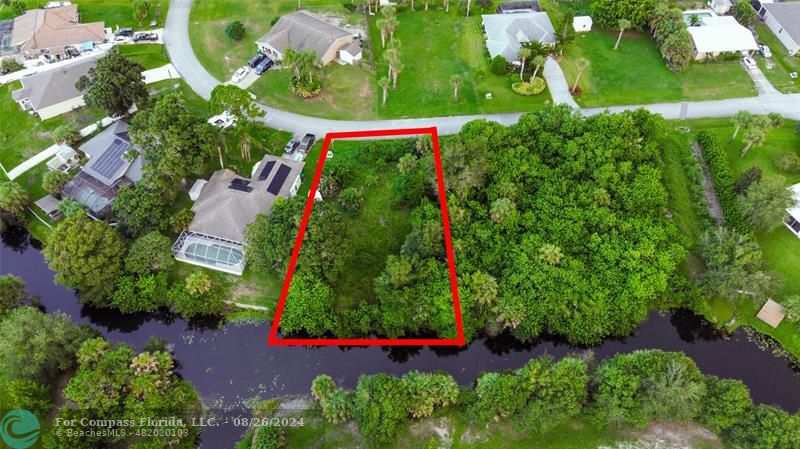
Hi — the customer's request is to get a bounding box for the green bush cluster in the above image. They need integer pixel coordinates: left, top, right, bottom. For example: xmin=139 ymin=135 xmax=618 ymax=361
xmin=489 ymin=55 xmax=508 ymax=75
xmin=512 ymin=77 xmax=546 ymax=96
xmin=697 ymin=131 xmax=749 ymax=233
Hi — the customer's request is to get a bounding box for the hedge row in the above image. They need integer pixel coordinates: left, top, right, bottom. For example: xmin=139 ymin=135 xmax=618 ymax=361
xmin=696 ymin=131 xmax=749 ymax=233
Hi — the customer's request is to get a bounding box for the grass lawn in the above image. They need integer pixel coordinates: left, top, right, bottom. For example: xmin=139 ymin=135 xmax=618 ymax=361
xmin=0 ymin=0 xmax=169 ymax=28
xmin=250 ymin=64 xmax=378 ymax=120
xmin=118 ymin=44 xmax=169 ymax=70
xmin=754 ymin=23 xmax=800 ymax=94
xmin=188 ymin=0 xmax=363 ymax=81
xmin=560 ymin=30 xmax=756 ymax=107
xmin=147 ymin=79 xmax=210 ymax=116
xmin=370 ymin=8 xmax=550 ymax=118
xmin=304 ymin=140 xmax=413 ymax=309
xmin=0 ymin=84 xmax=104 ymax=169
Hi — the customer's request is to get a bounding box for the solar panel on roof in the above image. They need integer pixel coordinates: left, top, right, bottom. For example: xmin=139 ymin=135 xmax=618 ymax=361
xmin=267 ymin=164 xmax=291 ymax=195
xmin=229 ymin=178 xmax=253 ymax=192
xmin=88 ymin=138 xmax=129 ymax=180
xmin=257 ymin=160 xmax=276 ymax=181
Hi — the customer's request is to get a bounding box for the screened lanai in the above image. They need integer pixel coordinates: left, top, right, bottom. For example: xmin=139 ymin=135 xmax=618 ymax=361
xmin=172 ymin=231 xmax=246 ymax=275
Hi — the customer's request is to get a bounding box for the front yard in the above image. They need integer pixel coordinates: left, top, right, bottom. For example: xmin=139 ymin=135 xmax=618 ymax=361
xmin=118 ymin=44 xmax=169 ymax=70
xmin=560 ymin=30 xmax=757 ymax=107
xmin=0 ymin=0 xmax=169 ymax=28
xmin=188 ymin=0 xmax=363 ymax=81
xmin=754 ymin=22 xmax=800 ymax=94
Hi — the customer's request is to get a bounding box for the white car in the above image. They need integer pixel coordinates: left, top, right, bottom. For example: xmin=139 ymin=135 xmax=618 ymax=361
xmin=232 ymin=66 xmax=250 ymax=83
xmin=207 ymin=111 xmax=237 ymax=129
xmin=759 ymin=45 xmax=772 ymax=58
xmin=742 ymin=56 xmax=757 ymax=69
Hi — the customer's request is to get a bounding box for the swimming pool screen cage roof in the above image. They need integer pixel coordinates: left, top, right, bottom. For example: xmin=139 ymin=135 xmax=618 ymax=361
xmin=172 ymin=231 xmax=246 ymax=275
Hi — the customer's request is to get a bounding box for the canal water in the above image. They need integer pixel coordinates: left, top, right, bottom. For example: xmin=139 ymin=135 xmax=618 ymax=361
xmin=2 ymin=226 xmax=798 ymax=447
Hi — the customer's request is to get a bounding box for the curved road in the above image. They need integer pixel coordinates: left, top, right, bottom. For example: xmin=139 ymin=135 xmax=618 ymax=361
xmin=164 ymin=0 xmax=800 ymax=136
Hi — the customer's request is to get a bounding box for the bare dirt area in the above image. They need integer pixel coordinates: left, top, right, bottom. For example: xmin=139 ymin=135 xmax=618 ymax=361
xmin=611 ymin=422 xmax=723 ymax=449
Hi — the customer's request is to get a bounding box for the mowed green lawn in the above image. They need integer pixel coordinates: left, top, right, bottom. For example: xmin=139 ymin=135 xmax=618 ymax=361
xmin=249 ymin=64 xmax=378 ymax=120
xmin=188 ymin=0 xmax=362 ymax=81
xmin=561 ymin=30 xmax=757 ymax=107
xmin=371 ymin=8 xmax=550 ymax=118
xmin=0 ymin=0 xmax=168 ymax=28
xmin=754 ymin=23 xmax=800 ymax=94
xmin=0 ymin=84 xmax=103 ymax=169
xmin=118 ymin=44 xmax=169 ymax=70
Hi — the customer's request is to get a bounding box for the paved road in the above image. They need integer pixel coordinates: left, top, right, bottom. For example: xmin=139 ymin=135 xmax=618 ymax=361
xmin=164 ymin=0 xmax=800 ymax=137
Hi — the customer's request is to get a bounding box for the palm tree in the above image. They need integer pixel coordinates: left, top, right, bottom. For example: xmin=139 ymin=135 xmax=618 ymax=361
xmin=385 ymin=43 xmax=402 ymax=87
xmin=614 ymin=18 xmax=631 ymax=50
xmin=385 ymin=15 xmax=398 ymax=43
xmin=731 ymin=110 xmax=752 ymax=140
xmin=466 ymin=0 xmax=472 ymax=16
xmin=688 ymin=14 xmax=701 ymax=26
xmin=283 ymin=47 xmax=301 ymax=78
xmin=444 ymin=0 xmax=450 ymax=12
xmin=572 ymin=57 xmax=588 ymax=92
xmin=741 ymin=127 xmax=766 ymax=158
xmin=530 ymin=55 xmax=546 ymax=81
xmin=378 ymin=76 xmax=390 ymax=105
xmin=450 ymin=74 xmax=463 ymax=99
xmin=424 ymin=0 xmax=430 ymax=10
xmin=376 ymin=18 xmax=388 ymax=48
xmin=240 ymin=135 xmax=251 ymax=161
xmin=518 ymin=47 xmax=532 ymax=80
xmin=538 ymin=243 xmax=564 ymax=265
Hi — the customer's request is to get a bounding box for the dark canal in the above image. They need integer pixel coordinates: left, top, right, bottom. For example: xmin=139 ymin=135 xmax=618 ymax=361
xmin=2 ymin=226 xmax=798 ymax=448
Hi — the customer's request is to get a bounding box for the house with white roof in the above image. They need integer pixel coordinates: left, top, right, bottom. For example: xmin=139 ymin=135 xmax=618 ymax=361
xmin=686 ymin=12 xmax=758 ymax=60
xmin=784 ymin=183 xmax=800 ymax=238
xmin=481 ymin=12 xmax=555 ymax=62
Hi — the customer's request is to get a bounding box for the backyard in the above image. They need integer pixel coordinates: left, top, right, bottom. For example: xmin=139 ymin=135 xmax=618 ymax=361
xmin=754 ymin=22 xmax=800 ymax=94
xmin=665 ymin=117 xmax=800 ymax=359
xmin=560 ymin=30 xmax=757 ymax=107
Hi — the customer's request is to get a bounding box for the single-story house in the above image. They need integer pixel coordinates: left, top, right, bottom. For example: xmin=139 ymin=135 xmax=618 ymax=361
xmin=481 ymin=12 xmax=555 ymax=62
xmin=11 ymin=57 xmax=95 ymax=119
xmin=10 ymin=4 xmax=105 ymax=59
xmin=784 ymin=183 xmax=800 ymax=237
xmin=686 ymin=14 xmax=758 ymax=60
xmin=707 ymin=0 xmax=732 ymax=15
xmin=758 ymin=2 xmax=800 ymax=56
xmin=496 ymin=1 xmax=541 ymax=14
xmin=255 ymin=11 xmax=361 ymax=66
xmin=172 ymin=155 xmax=304 ymax=275
xmin=61 ymin=120 xmax=144 ymax=216
xmin=573 ymin=16 xmax=592 ymax=33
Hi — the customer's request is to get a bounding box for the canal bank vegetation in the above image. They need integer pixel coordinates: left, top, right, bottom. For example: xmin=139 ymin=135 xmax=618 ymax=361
xmin=245 ymin=105 xmax=688 ymax=343
xmin=235 ymin=350 xmax=800 ymax=449
xmin=659 ymin=116 xmax=800 ymax=361
xmin=0 ymin=275 xmax=203 ymax=449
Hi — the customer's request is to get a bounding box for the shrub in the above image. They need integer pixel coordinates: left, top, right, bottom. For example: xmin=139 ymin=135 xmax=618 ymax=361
xmin=225 ymin=21 xmax=246 ymax=41
xmin=773 ymin=152 xmax=800 ymax=172
xmin=511 ymin=77 xmax=546 ymax=95
xmin=342 ymin=2 xmax=357 ymax=12
xmin=289 ymin=76 xmax=321 ymax=98
xmin=697 ymin=131 xmax=749 ymax=233
xmin=339 ymin=187 xmax=364 ymax=211
xmin=735 ymin=167 xmax=762 ymax=195
xmin=0 ymin=58 xmax=24 ymax=74
xmin=490 ymin=55 xmax=508 ymax=75
xmin=42 ymin=170 xmax=70 ymax=194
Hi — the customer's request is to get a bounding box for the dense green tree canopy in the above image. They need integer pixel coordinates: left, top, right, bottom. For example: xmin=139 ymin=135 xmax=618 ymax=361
xmin=0 ymin=307 xmax=95 ymax=382
xmin=43 ymin=215 xmax=127 ymax=303
xmin=76 ymin=48 xmax=148 ymax=117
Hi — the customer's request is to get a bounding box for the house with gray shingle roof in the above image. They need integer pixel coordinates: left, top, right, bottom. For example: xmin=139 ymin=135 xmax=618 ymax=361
xmin=61 ymin=120 xmax=145 ymax=216
xmin=255 ymin=11 xmax=361 ymax=65
xmin=759 ymin=2 xmax=800 ymax=56
xmin=11 ymin=56 xmax=94 ymax=119
xmin=172 ymin=155 xmax=304 ymax=275
xmin=481 ymin=12 xmax=555 ymax=62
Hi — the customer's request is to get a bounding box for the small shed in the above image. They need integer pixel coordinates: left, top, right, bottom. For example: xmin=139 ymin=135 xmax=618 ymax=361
xmin=757 ymin=299 xmax=786 ymax=328
xmin=339 ymin=42 xmax=362 ymax=65
xmin=34 ymin=194 xmax=62 ymax=219
xmin=573 ymin=16 xmax=592 ymax=32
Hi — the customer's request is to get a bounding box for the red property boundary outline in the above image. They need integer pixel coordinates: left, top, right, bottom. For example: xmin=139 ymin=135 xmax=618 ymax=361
xmin=268 ymin=127 xmax=465 ymax=346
